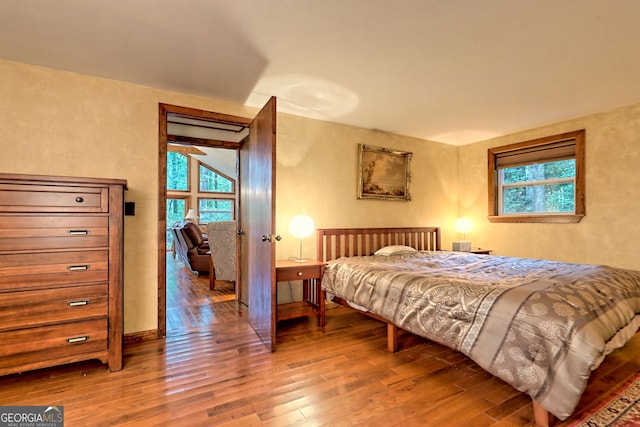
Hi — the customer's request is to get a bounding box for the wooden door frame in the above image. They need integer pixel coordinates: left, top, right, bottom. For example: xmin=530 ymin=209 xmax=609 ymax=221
xmin=157 ymin=103 xmax=251 ymax=339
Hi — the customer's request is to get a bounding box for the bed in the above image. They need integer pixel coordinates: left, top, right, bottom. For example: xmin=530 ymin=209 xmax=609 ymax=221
xmin=317 ymin=226 xmax=640 ymax=426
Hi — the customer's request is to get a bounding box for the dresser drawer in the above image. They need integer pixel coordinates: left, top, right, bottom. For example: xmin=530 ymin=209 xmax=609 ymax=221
xmin=0 ymin=215 xmax=108 ymax=253
xmin=0 ymin=183 xmax=107 ymax=213
xmin=0 ymin=284 xmax=108 ymax=332
xmin=0 ymin=251 xmax=108 ymax=291
xmin=0 ymin=319 xmax=108 ymax=374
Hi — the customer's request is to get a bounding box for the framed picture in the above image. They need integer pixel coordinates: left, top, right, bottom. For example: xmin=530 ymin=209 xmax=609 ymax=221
xmin=357 ymin=144 xmax=412 ymax=201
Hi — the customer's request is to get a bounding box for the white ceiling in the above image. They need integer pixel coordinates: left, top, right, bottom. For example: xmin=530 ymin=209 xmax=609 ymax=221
xmin=2 ymin=0 xmax=640 ymax=145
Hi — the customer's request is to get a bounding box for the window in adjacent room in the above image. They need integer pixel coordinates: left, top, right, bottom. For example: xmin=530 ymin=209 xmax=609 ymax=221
xmin=198 ymin=162 xmax=234 ymax=193
xmin=166 ymin=197 xmax=189 ymax=249
xmin=166 ymin=151 xmax=190 ymax=249
xmin=198 ymin=163 xmax=235 ymax=223
xmin=167 ymin=151 xmax=190 ymax=191
xmin=488 ymin=129 xmax=585 ymax=223
xmin=198 ymin=198 xmax=234 ymax=223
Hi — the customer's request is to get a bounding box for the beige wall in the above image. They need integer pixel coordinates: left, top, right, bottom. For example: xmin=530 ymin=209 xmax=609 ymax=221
xmin=458 ymin=103 xmax=640 ymax=271
xmin=4 ymin=59 xmax=637 ymax=335
xmin=0 ymin=60 xmax=459 ymax=334
xmin=0 ymin=60 xmax=256 ymax=334
xmin=275 ymin=114 xmax=459 ymax=261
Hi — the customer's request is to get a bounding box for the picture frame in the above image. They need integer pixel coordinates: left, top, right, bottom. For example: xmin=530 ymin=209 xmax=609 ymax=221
xmin=357 ymin=143 xmax=412 ymax=201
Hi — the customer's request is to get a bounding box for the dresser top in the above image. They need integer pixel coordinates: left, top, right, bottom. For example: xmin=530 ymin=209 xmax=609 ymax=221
xmin=0 ymin=173 xmax=128 ymax=189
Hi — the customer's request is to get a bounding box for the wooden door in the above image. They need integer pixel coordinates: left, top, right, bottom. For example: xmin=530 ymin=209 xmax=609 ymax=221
xmin=239 ymin=97 xmax=277 ymax=351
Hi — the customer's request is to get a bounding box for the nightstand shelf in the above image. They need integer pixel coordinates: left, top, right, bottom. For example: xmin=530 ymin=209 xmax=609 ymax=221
xmin=277 ymin=301 xmax=319 ymax=321
xmin=275 ymin=259 xmax=326 ymax=327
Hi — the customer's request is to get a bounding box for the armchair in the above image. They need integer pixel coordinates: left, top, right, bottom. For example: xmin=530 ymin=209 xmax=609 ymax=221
xmin=206 ymin=221 xmax=237 ymax=283
xmin=171 ymin=222 xmax=213 ymax=283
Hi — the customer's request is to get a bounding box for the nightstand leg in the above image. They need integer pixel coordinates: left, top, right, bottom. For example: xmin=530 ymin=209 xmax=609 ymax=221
xmin=319 ymin=290 xmax=325 ymax=327
xmin=303 ymin=279 xmax=310 ymax=302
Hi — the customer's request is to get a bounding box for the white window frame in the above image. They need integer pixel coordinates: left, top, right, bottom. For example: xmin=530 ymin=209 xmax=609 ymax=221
xmin=497 ymin=170 xmax=576 ymax=215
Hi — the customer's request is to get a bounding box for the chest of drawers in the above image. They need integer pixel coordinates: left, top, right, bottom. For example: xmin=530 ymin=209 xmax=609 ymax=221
xmin=0 ymin=173 xmax=127 ymax=376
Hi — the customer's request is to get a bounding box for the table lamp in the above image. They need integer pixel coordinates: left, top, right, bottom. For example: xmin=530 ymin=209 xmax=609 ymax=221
xmin=288 ymin=214 xmax=315 ymax=262
xmin=185 ymin=209 xmax=199 ymax=223
xmin=452 ymin=217 xmax=473 ymax=252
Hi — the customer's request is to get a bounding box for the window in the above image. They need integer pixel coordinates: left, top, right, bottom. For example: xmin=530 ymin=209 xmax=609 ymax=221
xmin=488 ymin=129 xmax=585 ymax=223
xmin=198 ymin=163 xmax=234 ymax=193
xmin=197 ymin=163 xmax=236 ymax=224
xmin=167 ymin=152 xmax=189 ymax=191
xmin=166 ymin=197 xmax=188 ymax=249
xmin=199 ymin=198 xmax=234 ymax=222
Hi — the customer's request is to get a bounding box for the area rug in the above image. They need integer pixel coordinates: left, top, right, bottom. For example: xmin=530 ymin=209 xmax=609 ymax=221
xmin=568 ymin=372 xmax=640 ymax=426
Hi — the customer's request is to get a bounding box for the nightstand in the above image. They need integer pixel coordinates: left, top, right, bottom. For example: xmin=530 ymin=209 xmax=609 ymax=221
xmin=275 ymin=259 xmax=326 ymax=327
xmin=470 ymin=248 xmax=492 ymax=255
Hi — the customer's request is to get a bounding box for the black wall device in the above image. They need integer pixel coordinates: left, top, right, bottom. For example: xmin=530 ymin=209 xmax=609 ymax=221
xmin=124 ymin=201 xmax=135 ymax=216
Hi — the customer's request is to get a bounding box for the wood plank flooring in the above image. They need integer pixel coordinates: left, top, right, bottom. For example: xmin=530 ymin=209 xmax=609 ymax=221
xmin=0 ymin=255 xmax=638 ymax=426
xmin=166 ymin=253 xmax=237 ymax=332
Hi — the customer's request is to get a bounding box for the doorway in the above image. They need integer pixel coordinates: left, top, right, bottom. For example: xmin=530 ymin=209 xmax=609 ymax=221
xmin=157 ymin=103 xmax=250 ymax=339
xmin=158 ymin=100 xmax=277 ymax=350
xmin=165 ymin=143 xmax=238 ymax=333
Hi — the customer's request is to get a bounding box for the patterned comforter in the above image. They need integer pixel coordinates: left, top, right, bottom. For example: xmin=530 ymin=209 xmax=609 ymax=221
xmin=321 ymin=251 xmax=640 ymax=420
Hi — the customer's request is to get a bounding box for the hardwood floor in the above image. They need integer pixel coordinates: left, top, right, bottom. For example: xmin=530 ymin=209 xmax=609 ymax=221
xmin=166 ymin=253 xmax=238 ymax=332
xmin=0 ymin=256 xmax=638 ymax=426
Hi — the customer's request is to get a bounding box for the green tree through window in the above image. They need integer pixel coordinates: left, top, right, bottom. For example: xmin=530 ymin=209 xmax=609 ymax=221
xmin=167 ymin=152 xmax=188 ymax=191
xmin=199 ymin=199 xmax=233 ymax=222
xmin=166 ymin=198 xmax=186 ymax=249
xmin=488 ymin=130 xmax=585 ymax=223
xmin=501 ymin=160 xmax=575 ymax=213
xmin=199 ymin=164 xmax=233 ymax=193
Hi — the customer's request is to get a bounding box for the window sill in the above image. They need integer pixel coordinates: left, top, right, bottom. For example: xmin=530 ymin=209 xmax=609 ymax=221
xmin=488 ymin=214 xmax=584 ymax=224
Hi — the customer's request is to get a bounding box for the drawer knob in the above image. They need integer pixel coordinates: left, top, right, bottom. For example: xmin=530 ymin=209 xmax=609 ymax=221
xmin=75 ymin=196 xmax=84 ymax=203
xmin=68 ymin=300 xmax=89 ymax=307
xmin=297 ymin=272 xmax=303 ymax=276
xmin=66 ymin=336 xmax=89 ymax=343
xmin=67 ymin=265 xmax=90 ymax=271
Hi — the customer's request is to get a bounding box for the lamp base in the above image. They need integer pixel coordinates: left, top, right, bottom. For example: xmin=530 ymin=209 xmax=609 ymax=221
xmin=452 ymin=240 xmax=472 ymax=252
xmin=289 ymin=257 xmax=310 ymax=263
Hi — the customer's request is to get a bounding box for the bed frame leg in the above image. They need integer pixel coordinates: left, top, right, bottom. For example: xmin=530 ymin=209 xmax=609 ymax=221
xmin=387 ymin=324 xmax=398 ymax=353
xmin=532 ymin=400 xmax=554 ymax=427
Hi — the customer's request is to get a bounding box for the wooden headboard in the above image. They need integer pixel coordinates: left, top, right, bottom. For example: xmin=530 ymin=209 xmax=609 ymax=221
xmin=316 ymin=227 xmax=441 ymax=262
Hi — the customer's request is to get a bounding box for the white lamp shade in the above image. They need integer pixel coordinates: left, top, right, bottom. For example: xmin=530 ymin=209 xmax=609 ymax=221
xmin=185 ymin=209 xmax=198 ymax=221
xmin=454 ymin=217 xmax=474 ymax=234
xmin=288 ymin=214 xmax=315 ymax=238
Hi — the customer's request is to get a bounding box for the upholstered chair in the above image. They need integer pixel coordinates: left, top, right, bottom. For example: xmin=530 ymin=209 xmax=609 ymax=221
xmin=206 ymin=221 xmax=237 ymax=283
xmin=172 ymin=222 xmax=211 ymax=275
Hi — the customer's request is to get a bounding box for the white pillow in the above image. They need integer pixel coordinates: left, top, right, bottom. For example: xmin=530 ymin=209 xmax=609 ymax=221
xmin=374 ymin=245 xmax=418 ymax=256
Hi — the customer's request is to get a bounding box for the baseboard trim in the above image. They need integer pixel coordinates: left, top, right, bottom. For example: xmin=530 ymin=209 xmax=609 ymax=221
xmin=124 ymin=329 xmax=161 ymax=346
